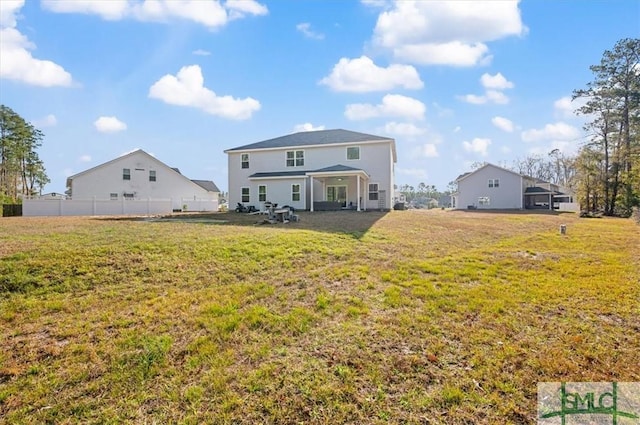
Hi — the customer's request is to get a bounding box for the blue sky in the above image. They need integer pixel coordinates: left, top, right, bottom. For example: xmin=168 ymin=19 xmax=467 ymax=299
xmin=1 ymin=0 xmax=638 ymax=194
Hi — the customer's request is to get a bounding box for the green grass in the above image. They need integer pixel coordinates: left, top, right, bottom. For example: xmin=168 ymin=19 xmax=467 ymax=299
xmin=0 ymin=210 xmax=638 ymax=424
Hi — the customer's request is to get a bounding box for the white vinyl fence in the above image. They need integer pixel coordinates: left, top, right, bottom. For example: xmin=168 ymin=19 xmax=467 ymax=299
xmin=555 ymin=202 xmax=580 ymax=212
xmin=23 ymin=197 xmax=218 ymax=217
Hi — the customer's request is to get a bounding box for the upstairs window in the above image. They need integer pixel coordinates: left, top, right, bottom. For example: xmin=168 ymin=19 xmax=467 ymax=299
xmin=488 ymin=179 xmax=500 ymax=188
xmin=241 ymin=154 xmax=249 ymax=169
xmin=286 ymin=150 xmax=304 ymax=167
xmin=258 ymin=185 xmax=267 ymax=202
xmin=123 ymin=168 xmax=131 ymax=180
xmin=347 ymin=146 xmax=360 ymax=160
xmin=368 ymin=183 xmax=379 ymax=201
xmin=149 ymin=170 xmax=156 ymax=182
xmin=241 ymin=187 xmax=250 ymax=203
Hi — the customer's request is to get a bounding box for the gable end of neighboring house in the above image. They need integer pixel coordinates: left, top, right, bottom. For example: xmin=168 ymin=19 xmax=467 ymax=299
xmin=455 ymin=163 xmax=525 ymax=210
xmin=224 ymin=129 xmax=397 ymax=212
xmin=454 ymin=162 xmax=577 ymax=211
xmin=66 ymin=149 xmax=219 ymax=210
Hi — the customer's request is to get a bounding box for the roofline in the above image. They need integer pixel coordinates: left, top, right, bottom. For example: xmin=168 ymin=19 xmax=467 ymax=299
xmin=306 ymin=169 xmax=370 ymax=179
xmin=224 ymin=138 xmax=395 ymax=154
xmin=66 ymin=149 xmax=209 ymax=192
xmin=456 ymin=162 xmax=528 ymax=182
xmin=249 ymin=175 xmax=309 ymax=181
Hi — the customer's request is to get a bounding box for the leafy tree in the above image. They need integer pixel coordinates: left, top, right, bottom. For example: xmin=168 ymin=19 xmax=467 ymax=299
xmin=573 ymin=38 xmax=640 ymax=216
xmin=0 ymin=105 xmax=49 ymax=203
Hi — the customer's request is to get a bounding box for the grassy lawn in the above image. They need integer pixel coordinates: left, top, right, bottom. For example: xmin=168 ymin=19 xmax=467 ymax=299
xmin=1 ymin=210 xmax=638 ymax=424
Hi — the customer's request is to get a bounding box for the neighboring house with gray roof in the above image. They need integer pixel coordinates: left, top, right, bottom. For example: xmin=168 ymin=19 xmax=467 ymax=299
xmin=453 ymin=162 xmax=577 ymax=211
xmin=224 ymin=129 xmax=397 ymax=211
xmin=66 ymin=149 xmax=220 ymax=212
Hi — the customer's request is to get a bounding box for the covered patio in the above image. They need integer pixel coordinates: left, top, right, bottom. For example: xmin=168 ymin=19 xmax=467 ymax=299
xmin=307 ymin=165 xmax=370 ymax=212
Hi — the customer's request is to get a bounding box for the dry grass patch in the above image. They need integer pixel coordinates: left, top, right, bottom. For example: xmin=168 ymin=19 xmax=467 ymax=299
xmin=1 ymin=210 xmax=638 ymax=424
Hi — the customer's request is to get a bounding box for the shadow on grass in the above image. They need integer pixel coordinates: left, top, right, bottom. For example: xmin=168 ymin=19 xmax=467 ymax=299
xmin=96 ymin=210 xmax=392 ymax=238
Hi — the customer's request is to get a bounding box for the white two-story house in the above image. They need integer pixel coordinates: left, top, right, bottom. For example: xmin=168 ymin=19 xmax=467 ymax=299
xmin=224 ymin=129 xmax=397 ymax=212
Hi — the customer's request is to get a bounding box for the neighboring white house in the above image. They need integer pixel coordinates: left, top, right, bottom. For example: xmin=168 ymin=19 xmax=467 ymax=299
xmin=224 ymin=129 xmax=397 ymax=211
xmin=66 ymin=149 xmax=220 ymax=212
xmin=453 ymin=162 xmax=577 ymax=211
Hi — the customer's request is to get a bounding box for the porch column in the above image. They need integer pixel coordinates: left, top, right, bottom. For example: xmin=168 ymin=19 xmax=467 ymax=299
xmin=310 ymin=176 xmax=314 ymax=212
xmin=356 ymin=175 xmax=361 ymax=211
xmin=549 ymin=193 xmax=553 ymax=210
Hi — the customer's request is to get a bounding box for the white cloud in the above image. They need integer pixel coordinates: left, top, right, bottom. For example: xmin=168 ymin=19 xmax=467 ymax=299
xmin=491 ymin=116 xmax=514 ymax=132
xmin=94 ymin=116 xmax=127 ymax=133
xmin=460 ymin=73 xmax=513 ymax=105
xmin=382 ymin=122 xmax=427 ymax=137
xmin=0 ymin=0 xmax=23 ymax=27
xmin=79 ymin=155 xmax=92 ymax=162
xmin=460 ymin=94 xmax=488 ymax=105
xmin=33 ymin=114 xmax=58 ymax=128
xmin=225 ymin=0 xmax=268 ymax=19
xmin=149 ymin=64 xmax=260 ymax=120
xmin=320 ymin=55 xmax=423 ymax=92
xmin=554 ymin=95 xmax=588 ymax=119
xmin=345 ymin=94 xmax=426 ymax=121
xmin=293 ymin=123 xmax=325 ymax=132
xmin=463 ymin=137 xmax=491 ymax=156
xmin=42 ymin=0 xmax=130 ymax=20
xmin=480 ymin=72 xmax=514 ymax=90
xmin=361 ymin=0 xmax=392 ymax=8
xmin=394 ymin=41 xmax=491 ymax=67
xmin=0 ymin=1 xmax=74 ymax=87
xmin=41 ymin=0 xmax=268 ymax=29
xmin=485 ymin=90 xmax=509 ymax=104
xmin=192 ymin=49 xmax=211 ymax=56
xmin=521 ymin=122 xmax=580 ymax=143
xmin=413 ymin=143 xmax=439 ymax=158
xmin=372 ymin=1 xmax=525 ymax=67
xmin=132 ymin=1 xmax=229 ymax=27
xmin=500 ymin=146 xmax=512 ymax=154
xmin=397 ymin=167 xmax=428 ymax=180
xmin=296 ymin=22 xmax=324 ymax=40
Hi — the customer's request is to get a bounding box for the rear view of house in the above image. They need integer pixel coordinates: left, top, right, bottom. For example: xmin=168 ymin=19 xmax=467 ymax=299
xmin=225 ymin=129 xmax=397 ymax=212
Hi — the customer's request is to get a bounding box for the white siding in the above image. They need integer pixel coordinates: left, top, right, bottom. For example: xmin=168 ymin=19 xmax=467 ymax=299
xmin=227 ymin=140 xmax=394 ymax=210
xmin=69 ymin=150 xmax=217 ymax=211
xmin=456 ymin=165 xmax=523 ymax=209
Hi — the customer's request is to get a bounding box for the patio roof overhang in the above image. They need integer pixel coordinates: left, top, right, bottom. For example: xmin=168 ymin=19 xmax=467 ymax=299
xmin=248 ymin=171 xmax=308 ymax=180
xmin=305 ymin=164 xmax=369 ymax=179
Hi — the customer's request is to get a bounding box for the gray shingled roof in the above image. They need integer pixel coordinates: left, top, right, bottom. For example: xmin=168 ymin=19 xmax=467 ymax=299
xmin=249 ymin=164 xmax=366 ymax=179
xmin=312 ymin=164 xmax=363 ymax=173
xmin=524 ymin=186 xmax=556 ymax=194
xmin=249 ymin=171 xmax=308 ymax=178
xmin=192 ymin=180 xmax=220 ymax=192
xmin=226 ymin=129 xmax=391 ymax=151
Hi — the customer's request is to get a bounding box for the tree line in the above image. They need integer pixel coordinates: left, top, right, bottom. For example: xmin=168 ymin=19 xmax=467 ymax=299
xmin=0 ymin=105 xmax=49 ymax=204
xmin=399 ymin=38 xmax=639 ymax=217
xmin=573 ymin=38 xmax=639 ymax=217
